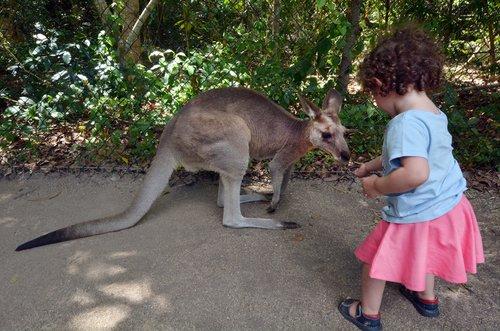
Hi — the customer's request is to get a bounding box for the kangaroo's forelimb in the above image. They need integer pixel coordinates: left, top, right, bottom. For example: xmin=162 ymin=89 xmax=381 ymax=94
xmin=266 ymin=149 xmax=300 ymax=213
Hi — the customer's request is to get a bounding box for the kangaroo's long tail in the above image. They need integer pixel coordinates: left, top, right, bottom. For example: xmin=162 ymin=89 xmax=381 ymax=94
xmin=16 ymin=147 xmax=176 ymax=251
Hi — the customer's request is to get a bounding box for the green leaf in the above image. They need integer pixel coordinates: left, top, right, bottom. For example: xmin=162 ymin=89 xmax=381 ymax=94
xmin=18 ymin=97 xmax=35 ymax=106
xmin=62 ymin=51 xmax=71 ymax=64
xmin=76 ymin=74 xmax=88 ymax=84
xmin=6 ymin=106 xmax=20 ymax=115
xmin=185 ymin=65 xmax=195 ymax=75
xmin=51 ymin=70 xmax=68 ymax=82
xmin=34 ymin=34 xmax=47 ymax=42
xmin=50 ymin=110 xmax=63 ymax=118
xmin=317 ymin=0 xmax=326 ymax=9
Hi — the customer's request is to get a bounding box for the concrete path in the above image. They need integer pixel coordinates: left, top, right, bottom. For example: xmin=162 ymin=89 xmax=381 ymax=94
xmin=1 ymin=173 xmax=498 ymax=330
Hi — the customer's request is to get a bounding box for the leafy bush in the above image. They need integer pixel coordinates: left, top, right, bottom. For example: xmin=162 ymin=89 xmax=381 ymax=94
xmin=1 ymin=1 xmax=498 ymax=171
xmin=1 ymin=24 xmax=255 ymax=164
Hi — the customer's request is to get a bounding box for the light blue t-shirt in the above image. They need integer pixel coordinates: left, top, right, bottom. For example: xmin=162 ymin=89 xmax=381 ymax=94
xmin=381 ymin=110 xmax=467 ymax=223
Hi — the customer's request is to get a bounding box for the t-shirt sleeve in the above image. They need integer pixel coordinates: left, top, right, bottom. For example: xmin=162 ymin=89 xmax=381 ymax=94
xmin=385 ymin=116 xmax=430 ymax=169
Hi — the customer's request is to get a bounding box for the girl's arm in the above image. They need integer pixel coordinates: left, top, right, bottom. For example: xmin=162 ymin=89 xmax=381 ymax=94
xmin=362 ymin=157 xmax=429 ymax=197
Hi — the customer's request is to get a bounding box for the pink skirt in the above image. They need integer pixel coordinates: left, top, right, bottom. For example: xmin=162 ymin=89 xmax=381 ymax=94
xmin=355 ymin=195 xmax=484 ymax=291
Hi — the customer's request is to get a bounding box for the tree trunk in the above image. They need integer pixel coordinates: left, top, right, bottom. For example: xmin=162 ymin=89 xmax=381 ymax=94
xmin=119 ymin=0 xmax=141 ymax=62
xmin=271 ymin=0 xmax=280 ymax=38
xmin=485 ymin=0 xmax=496 ymax=69
xmin=271 ymin=0 xmax=281 ymax=62
xmin=384 ymin=0 xmax=390 ymax=29
xmin=337 ymin=0 xmax=362 ymax=96
xmin=442 ymin=0 xmax=454 ymax=48
xmin=93 ymin=0 xmax=111 ymax=25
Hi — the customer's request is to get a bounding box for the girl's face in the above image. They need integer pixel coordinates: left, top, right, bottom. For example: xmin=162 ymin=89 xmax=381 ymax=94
xmin=371 ymin=90 xmax=397 ymax=116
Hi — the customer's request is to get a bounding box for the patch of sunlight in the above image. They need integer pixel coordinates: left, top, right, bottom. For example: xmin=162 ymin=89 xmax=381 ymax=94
xmin=70 ymin=304 xmax=131 ymax=329
xmin=67 ymin=264 xmax=79 ymax=275
xmin=68 ymin=250 xmax=92 ymax=264
xmin=99 ymin=280 xmax=152 ymax=303
xmin=0 ymin=193 xmax=13 ymax=203
xmin=67 ymin=251 xmax=92 ymax=275
xmin=86 ymin=263 xmax=126 ymax=280
xmin=71 ymin=289 xmax=95 ymax=306
xmin=108 ymin=250 xmax=138 ymax=259
xmin=0 ymin=217 xmax=17 ymax=227
xmin=151 ymin=294 xmax=173 ymax=313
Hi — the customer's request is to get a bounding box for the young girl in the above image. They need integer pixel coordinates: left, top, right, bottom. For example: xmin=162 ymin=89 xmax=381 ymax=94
xmin=338 ymin=27 xmax=484 ymax=331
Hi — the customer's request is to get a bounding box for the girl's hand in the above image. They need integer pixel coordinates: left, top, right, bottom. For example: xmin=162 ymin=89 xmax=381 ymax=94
xmin=354 ymin=157 xmax=382 ymax=178
xmin=361 ymin=175 xmax=382 ymax=198
xmin=354 ymin=163 xmax=369 ymax=178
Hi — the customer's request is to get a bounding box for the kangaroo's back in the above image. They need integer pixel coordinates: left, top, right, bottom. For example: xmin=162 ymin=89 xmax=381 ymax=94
xmin=180 ymin=87 xmax=304 ymax=159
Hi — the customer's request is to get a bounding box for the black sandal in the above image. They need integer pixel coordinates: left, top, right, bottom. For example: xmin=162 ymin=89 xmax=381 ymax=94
xmin=399 ymin=285 xmax=440 ymax=317
xmin=338 ymin=298 xmax=383 ymax=331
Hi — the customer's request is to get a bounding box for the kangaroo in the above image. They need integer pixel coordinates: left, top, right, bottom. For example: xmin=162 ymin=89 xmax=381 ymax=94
xmin=16 ymin=87 xmax=349 ymax=251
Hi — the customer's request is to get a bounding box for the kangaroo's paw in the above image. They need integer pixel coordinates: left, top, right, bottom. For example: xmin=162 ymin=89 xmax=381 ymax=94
xmin=218 ymin=194 xmax=270 ymax=208
xmin=223 ymin=217 xmax=299 ymax=230
xmin=240 ymin=193 xmax=270 ymax=204
xmin=267 ymin=201 xmax=280 ymax=213
xmin=266 ymin=205 xmax=276 ymax=213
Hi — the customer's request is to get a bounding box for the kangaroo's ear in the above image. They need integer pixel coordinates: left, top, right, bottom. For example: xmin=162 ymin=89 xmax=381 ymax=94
xmin=298 ymin=94 xmax=321 ymax=118
xmin=322 ymin=89 xmax=343 ymax=114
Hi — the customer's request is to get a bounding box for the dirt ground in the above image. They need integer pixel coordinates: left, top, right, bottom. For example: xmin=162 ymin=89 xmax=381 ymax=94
xmin=1 ymin=173 xmax=498 ymax=330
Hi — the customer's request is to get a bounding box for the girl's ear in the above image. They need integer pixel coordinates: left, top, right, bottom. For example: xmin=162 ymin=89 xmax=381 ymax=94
xmin=367 ymin=78 xmax=383 ymax=96
xmin=298 ymin=94 xmax=321 ymax=118
xmin=373 ymin=78 xmax=383 ymax=88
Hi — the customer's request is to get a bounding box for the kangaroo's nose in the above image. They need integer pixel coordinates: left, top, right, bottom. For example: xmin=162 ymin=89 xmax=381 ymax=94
xmin=340 ymin=150 xmax=350 ymax=162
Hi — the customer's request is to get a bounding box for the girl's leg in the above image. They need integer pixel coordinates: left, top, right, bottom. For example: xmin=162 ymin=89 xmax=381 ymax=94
xmin=349 ymin=263 xmax=386 ymax=316
xmin=418 ymin=274 xmax=436 ymax=301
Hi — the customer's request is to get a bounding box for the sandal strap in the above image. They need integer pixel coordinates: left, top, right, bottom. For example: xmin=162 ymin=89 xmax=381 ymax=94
xmin=358 ymin=301 xmax=381 ymax=320
xmin=418 ymin=297 xmax=439 ymax=305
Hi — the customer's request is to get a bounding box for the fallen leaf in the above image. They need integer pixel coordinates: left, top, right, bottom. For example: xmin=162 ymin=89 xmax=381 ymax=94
xmin=292 ymin=233 xmax=304 ymax=243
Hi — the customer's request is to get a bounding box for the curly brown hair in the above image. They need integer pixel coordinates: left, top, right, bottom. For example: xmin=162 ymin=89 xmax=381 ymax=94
xmin=359 ymin=26 xmax=444 ymax=96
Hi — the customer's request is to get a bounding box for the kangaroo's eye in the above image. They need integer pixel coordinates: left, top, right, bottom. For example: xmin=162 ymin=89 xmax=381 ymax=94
xmin=321 ymin=132 xmax=332 ymax=140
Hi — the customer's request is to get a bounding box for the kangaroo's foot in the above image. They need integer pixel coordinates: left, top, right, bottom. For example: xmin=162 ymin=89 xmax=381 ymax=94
xmin=218 ymin=194 xmax=270 ymax=208
xmin=240 ymin=193 xmax=270 ymax=204
xmin=223 ymin=217 xmax=299 ymax=229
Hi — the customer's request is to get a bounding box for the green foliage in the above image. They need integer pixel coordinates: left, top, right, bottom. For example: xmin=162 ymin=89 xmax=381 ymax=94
xmin=1 ymin=0 xmax=498 ymax=170
xmin=0 ymin=24 xmax=256 ymax=163
xmin=442 ymin=89 xmax=500 ymax=169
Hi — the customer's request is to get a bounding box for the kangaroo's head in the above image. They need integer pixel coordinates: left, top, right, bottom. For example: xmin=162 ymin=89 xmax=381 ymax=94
xmin=299 ymin=90 xmax=350 ymax=163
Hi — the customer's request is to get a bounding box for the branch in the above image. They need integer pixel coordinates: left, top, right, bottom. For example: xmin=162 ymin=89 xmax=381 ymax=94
xmin=121 ymin=0 xmax=159 ymax=55
xmin=337 ymin=0 xmax=362 ymax=95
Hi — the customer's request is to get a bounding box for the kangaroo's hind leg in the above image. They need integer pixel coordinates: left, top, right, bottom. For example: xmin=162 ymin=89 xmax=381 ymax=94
xmin=217 ymin=178 xmax=269 ymax=208
xmin=220 ymin=174 xmax=298 ymax=229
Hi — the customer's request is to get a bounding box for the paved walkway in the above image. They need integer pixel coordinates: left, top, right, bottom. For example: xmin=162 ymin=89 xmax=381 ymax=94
xmin=1 ymin=173 xmax=498 ymax=330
